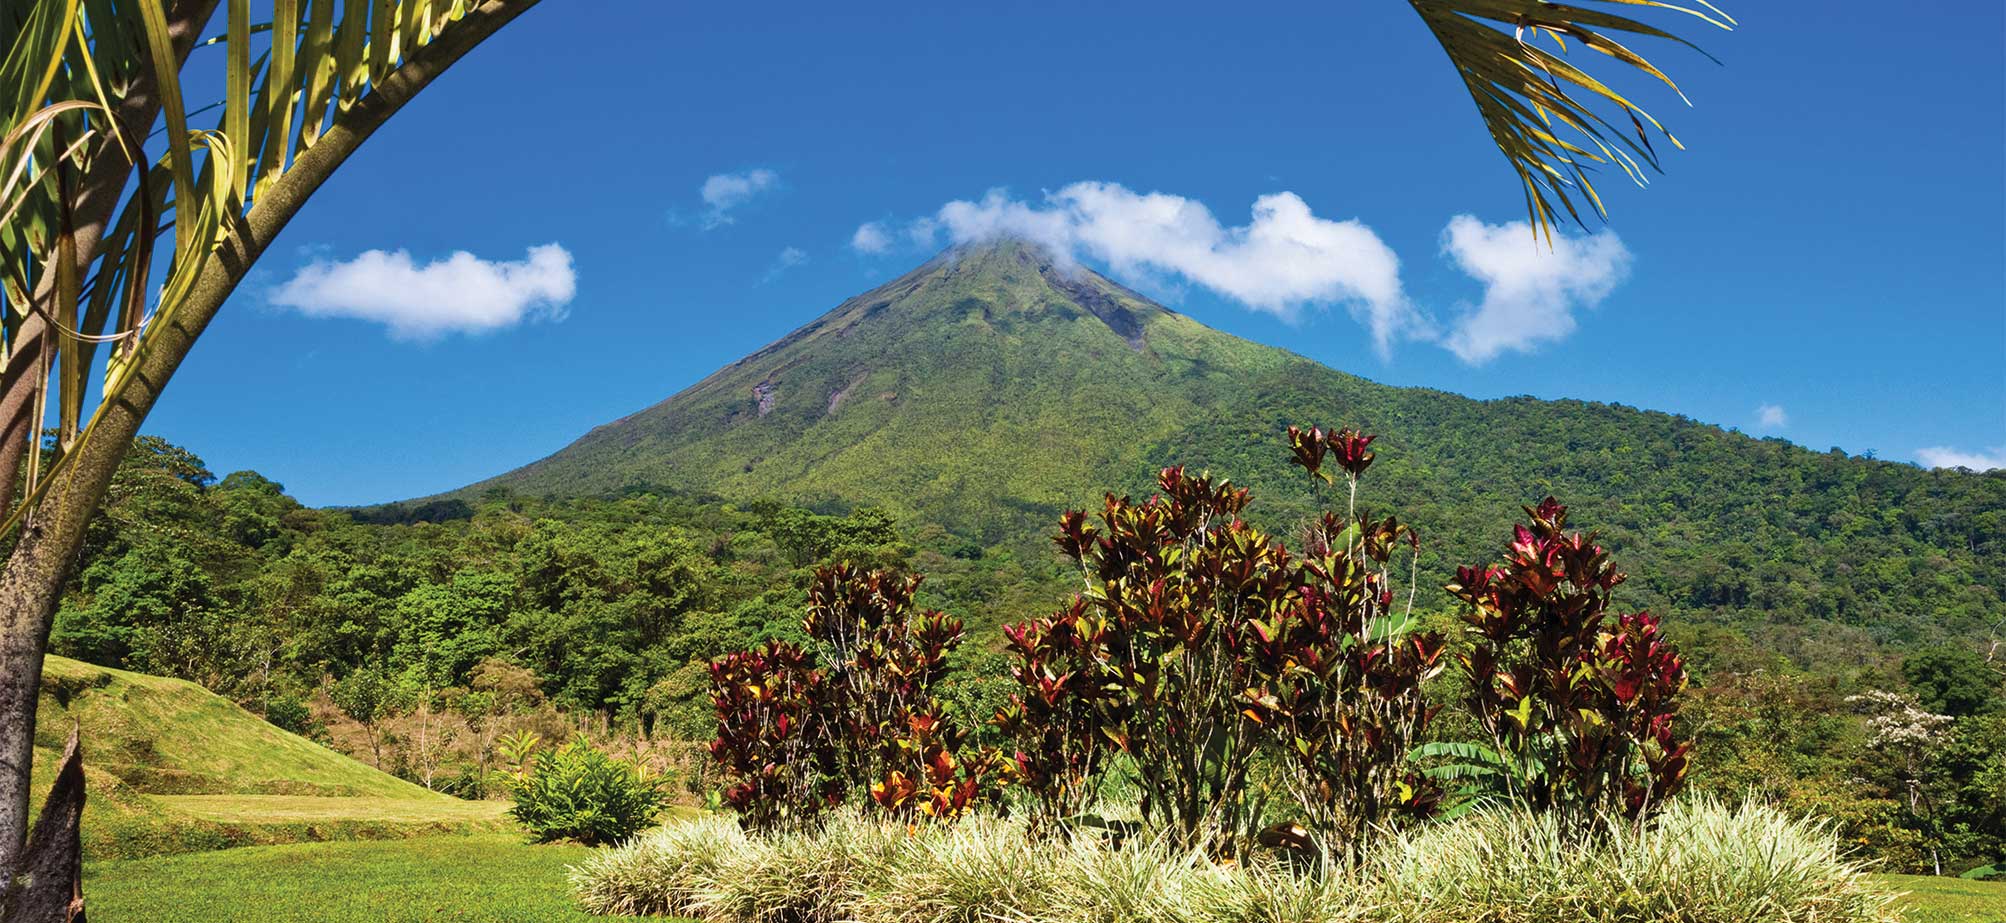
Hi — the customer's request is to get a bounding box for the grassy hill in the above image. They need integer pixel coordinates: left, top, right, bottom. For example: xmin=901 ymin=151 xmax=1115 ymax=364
xmin=34 ymin=655 xmax=506 ymax=859
xmin=472 ymin=237 xmax=2005 ymax=656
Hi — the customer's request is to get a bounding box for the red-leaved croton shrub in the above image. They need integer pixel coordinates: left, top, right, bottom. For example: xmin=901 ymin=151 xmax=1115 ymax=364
xmin=1235 ymin=433 xmax=1444 ymax=858
xmin=866 ymin=709 xmax=1007 ymax=822
xmin=710 ymin=564 xmax=1002 ymax=832
xmin=803 ymin=565 xmax=960 ymax=787
xmin=707 ymin=640 xmax=840 ymax=834
xmin=994 ymin=597 xmax=1122 ymax=832
xmin=1240 ymin=426 xmax=1449 ymax=857
xmin=999 ymin=428 xmax=1450 ymax=856
xmin=1448 ymin=499 xmax=1692 ymax=828
xmin=1036 ymin=466 xmax=1288 ymax=852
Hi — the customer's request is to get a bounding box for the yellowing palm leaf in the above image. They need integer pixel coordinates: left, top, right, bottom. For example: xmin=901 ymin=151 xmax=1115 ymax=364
xmin=1409 ymin=0 xmax=1734 ymax=241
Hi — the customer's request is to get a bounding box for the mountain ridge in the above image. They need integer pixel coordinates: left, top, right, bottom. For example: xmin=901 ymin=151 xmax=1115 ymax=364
xmin=460 ymin=237 xmax=2003 ymax=653
xmin=474 ymin=237 xmax=1329 ymax=537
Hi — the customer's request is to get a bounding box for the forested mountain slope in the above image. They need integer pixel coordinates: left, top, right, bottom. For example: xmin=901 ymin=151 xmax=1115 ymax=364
xmin=472 ymin=238 xmax=2005 ymax=655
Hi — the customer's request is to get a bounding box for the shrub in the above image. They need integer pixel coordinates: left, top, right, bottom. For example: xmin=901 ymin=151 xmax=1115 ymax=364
xmin=710 ymin=565 xmax=1004 ymax=833
xmin=708 ymin=640 xmax=841 ymax=834
xmin=1035 ymin=465 xmax=1288 ymax=852
xmin=994 ymin=597 xmax=1121 ymax=830
xmin=262 ymin=691 xmax=321 ymax=739
xmin=1446 ymin=498 xmax=1691 ymax=828
xmin=502 ymin=733 xmax=670 ymax=846
xmin=804 ymin=564 xmax=1003 ymax=822
xmin=1002 ymin=426 xmax=1447 ymax=856
xmin=1242 ymin=426 xmax=1448 ymax=856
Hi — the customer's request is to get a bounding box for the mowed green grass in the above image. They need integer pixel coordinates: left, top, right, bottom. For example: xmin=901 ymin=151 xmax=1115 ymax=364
xmin=81 ymin=831 xmax=2002 ymax=923
xmin=1885 ymin=874 xmax=2006 ymax=923
xmin=38 ymin=655 xmax=429 ymax=799
xmin=82 ymin=834 xmax=624 ymax=922
xmin=155 ymin=794 xmax=509 ymax=824
xmin=34 ymin=655 xmax=511 ymax=859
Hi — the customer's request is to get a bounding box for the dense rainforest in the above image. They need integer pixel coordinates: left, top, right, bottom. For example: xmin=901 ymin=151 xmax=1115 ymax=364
xmin=44 ymin=433 xmax=2006 ymax=874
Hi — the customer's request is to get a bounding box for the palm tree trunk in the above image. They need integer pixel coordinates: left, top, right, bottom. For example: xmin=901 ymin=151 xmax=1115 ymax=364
xmin=0 ymin=0 xmax=540 ymax=891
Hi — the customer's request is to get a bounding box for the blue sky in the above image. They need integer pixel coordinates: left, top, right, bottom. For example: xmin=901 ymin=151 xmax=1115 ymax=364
xmin=145 ymin=0 xmax=2006 ymax=505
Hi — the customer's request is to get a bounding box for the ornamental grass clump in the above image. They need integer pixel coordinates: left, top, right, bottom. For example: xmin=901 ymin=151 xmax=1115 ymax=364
xmin=570 ymin=800 xmax=1898 ymax=923
xmin=1362 ymin=798 xmax=1899 ymax=923
xmin=848 ymin=812 xmax=1054 ymax=923
xmin=1183 ymin=855 xmax=1375 ymax=923
xmin=700 ymin=810 xmax=908 ymax=923
xmin=568 ymin=813 xmax=745 ymax=917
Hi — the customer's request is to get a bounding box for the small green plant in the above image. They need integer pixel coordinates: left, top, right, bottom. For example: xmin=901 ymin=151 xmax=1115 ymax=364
xmin=502 ymin=734 xmax=671 ymax=846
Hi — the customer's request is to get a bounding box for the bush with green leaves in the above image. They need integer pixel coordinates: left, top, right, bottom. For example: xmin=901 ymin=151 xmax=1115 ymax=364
xmin=501 ymin=733 xmax=670 ymax=846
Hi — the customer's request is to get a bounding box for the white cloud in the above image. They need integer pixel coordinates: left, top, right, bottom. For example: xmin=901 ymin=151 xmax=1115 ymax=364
xmin=863 ymin=187 xmax=1643 ymax=361
xmin=760 ymin=246 xmax=809 ymax=284
xmin=850 ymin=221 xmax=893 ymax=255
xmin=269 ymin=244 xmax=575 ymax=340
xmin=1438 ymin=216 xmax=1631 ymax=364
xmin=909 ymin=183 xmax=1424 ymax=355
xmin=699 ymin=168 xmax=779 ymax=228
xmin=1756 ymin=403 xmax=1789 ymax=429
xmin=1915 ymin=446 xmax=2006 ymax=471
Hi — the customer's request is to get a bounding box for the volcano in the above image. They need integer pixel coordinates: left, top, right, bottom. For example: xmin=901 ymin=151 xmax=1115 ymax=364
xmin=466 ymin=237 xmax=2001 ymax=655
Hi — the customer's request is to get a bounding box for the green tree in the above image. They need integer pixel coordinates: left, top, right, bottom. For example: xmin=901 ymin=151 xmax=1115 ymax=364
xmin=330 ymin=667 xmax=391 ymax=770
xmin=52 ymin=541 xmax=221 ymax=674
xmin=210 ymin=471 xmax=300 ymax=552
xmin=0 ymin=2 xmax=543 ymax=892
xmin=1905 ymin=645 xmax=2003 ymax=717
xmin=393 ymin=570 xmax=512 ymax=688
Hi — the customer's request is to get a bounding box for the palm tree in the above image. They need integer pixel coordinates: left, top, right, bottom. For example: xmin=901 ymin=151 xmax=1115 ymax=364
xmin=0 ymin=1 xmax=541 ymax=911
xmin=0 ymin=0 xmax=1728 ymax=912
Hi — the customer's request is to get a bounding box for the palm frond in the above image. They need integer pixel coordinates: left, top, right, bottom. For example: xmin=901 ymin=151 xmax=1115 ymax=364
xmin=0 ymin=0 xmax=510 ymax=531
xmin=1410 ymin=0 xmax=1734 ymax=242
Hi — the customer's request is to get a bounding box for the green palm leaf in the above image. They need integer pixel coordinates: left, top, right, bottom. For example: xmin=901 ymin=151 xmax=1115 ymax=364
xmin=0 ymin=0 xmax=517 ymax=532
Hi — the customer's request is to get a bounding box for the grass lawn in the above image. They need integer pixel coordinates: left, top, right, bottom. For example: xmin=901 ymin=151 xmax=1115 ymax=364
xmin=80 ymin=831 xmax=2005 ymax=923
xmin=82 ymin=833 xmax=622 ymax=922
xmin=1883 ymin=874 xmax=2006 ymax=923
